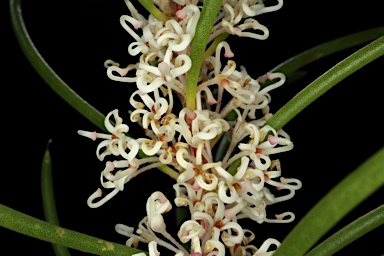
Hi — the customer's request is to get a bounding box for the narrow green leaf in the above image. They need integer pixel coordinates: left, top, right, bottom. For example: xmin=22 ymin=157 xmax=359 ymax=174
xmin=10 ymin=0 xmax=107 ymax=132
xmin=41 ymin=142 xmax=71 ymax=256
xmin=274 ymin=147 xmax=384 ymax=256
xmin=262 ymin=27 xmax=384 ymax=87
xmin=306 ymin=205 xmax=384 ymax=256
xmin=265 ymin=36 xmax=384 ymax=131
xmin=186 ymin=0 xmax=223 ymax=111
xmin=0 ymin=204 xmax=146 ymax=256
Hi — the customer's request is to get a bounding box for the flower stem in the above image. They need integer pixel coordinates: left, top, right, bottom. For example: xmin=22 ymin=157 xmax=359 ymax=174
xmin=204 ymin=33 xmax=229 ymax=59
xmin=265 ymin=36 xmax=384 ymax=131
xmin=0 ymin=204 xmax=145 ymax=256
xmin=186 ymin=0 xmax=223 ymax=111
xmin=138 ymin=0 xmax=167 ymax=22
xmin=137 ymin=150 xmax=179 ymax=180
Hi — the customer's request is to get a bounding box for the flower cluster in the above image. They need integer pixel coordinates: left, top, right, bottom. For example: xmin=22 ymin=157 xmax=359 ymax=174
xmin=78 ymin=0 xmax=302 ymax=255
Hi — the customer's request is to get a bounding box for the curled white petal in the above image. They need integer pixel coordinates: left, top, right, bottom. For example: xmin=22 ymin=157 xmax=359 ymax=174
xmin=215 ymin=165 xmax=233 ymax=183
xmin=141 ymin=140 xmax=163 ymax=155
xmin=177 ymin=220 xmax=203 ymax=243
xmin=107 ymin=65 xmax=136 ymax=83
xmin=148 ymin=241 xmax=160 ymax=256
xmin=87 ymin=188 xmax=119 ymax=208
xmin=204 ymin=238 xmax=225 ymax=256
xmin=255 ymin=238 xmax=281 ymax=255
xmin=265 ymin=212 xmax=295 ymax=223
xmin=217 ymin=180 xmax=239 ymax=204
xmin=171 ymin=54 xmax=192 ymax=77
xmin=195 ymin=173 xmax=218 ymax=191
xmin=220 ymin=221 xmax=244 ymax=246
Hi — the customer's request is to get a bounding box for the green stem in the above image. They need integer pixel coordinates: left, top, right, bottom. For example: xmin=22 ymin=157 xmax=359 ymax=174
xmin=157 ymin=165 xmax=179 ymax=180
xmin=204 ymin=33 xmax=229 ymax=60
xmin=138 ymin=0 xmax=167 ymax=22
xmin=306 ymin=205 xmax=384 ymax=256
xmin=10 ymin=0 xmax=107 ymax=132
xmin=41 ymin=144 xmax=71 ymax=256
xmin=0 ymin=204 xmax=146 ymax=256
xmin=137 ymin=150 xmax=179 ymax=180
xmin=265 ymin=36 xmax=384 ymax=131
xmin=186 ymin=0 xmax=223 ymax=111
xmin=274 ymin=147 xmax=384 ymax=256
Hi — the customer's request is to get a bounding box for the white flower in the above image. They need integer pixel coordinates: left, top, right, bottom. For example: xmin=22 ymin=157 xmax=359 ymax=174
xmin=178 ymin=220 xmax=204 ymax=254
xmin=87 ymin=1 xmax=306 ymax=256
xmin=146 ymin=192 xmax=172 ymax=233
xmin=78 ymin=109 xmax=137 ymax=162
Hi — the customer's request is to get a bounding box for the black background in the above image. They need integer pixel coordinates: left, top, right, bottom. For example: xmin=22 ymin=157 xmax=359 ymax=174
xmin=2 ymin=0 xmax=383 ymax=255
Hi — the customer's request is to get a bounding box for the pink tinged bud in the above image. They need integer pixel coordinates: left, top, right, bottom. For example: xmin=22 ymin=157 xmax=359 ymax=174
xmin=133 ymin=21 xmax=143 ymax=30
xmin=207 ymin=100 xmax=217 ymax=105
xmin=158 ymin=62 xmax=173 ymax=82
xmin=176 ymin=9 xmax=187 ymax=19
xmin=90 ymin=132 xmax=97 ymax=141
xmin=267 ymin=72 xmax=274 ymax=80
xmin=191 ymin=253 xmax=202 ymax=256
xmin=268 ymin=135 xmax=277 ymax=145
xmin=77 ymin=130 xmax=97 ymax=141
xmin=220 ymin=79 xmax=230 ymax=86
xmin=192 ymin=180 xmax=201 ymax=190
xmin=158 ymin=62 xmax=170 ymax=73
xmin=187 ymin=111 xmax=197 ymax=120
xmin=240 ymin=180 xmax=253 ymax=192
xmin=252 ymin=20 xmax=261 ymax=30
xmin=224 ymin=51 xmax=234 ymax=58
xmin=158 ymin=195 xmax=167 ymax=204
xmin=106 ymin=161 xmax=114 ymax=171
xmin=224 ymin=209 xmax=233 ymax=221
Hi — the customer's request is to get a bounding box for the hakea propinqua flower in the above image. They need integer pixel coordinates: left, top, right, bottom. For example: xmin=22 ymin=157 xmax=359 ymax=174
xmin=78 ymin=0 xmax=303 ymax=255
